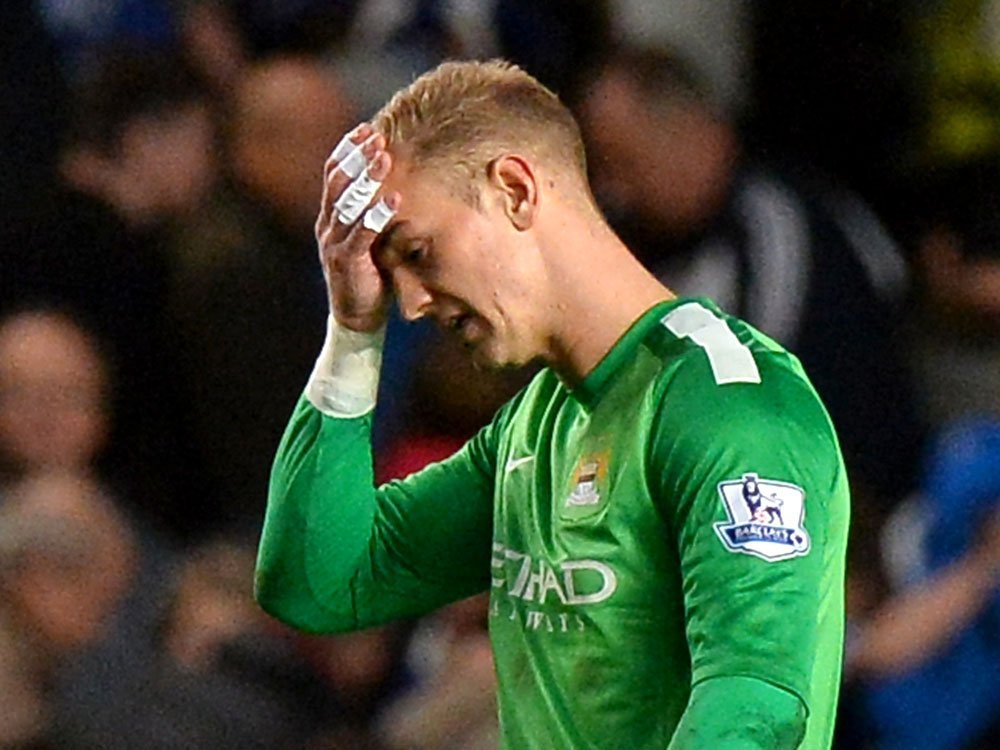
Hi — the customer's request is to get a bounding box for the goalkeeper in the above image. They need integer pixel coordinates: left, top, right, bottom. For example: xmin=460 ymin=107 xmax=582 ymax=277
xmin=256 ymin=59 xmax=849 ymax=749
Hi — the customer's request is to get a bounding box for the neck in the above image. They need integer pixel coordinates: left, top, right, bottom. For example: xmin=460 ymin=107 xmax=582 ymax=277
xmin=540 ymin=209 xmax=675 ymax=385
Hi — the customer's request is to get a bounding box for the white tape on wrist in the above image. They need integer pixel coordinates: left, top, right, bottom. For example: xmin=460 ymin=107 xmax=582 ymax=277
xmin=305 ymin=315 xmax=385 ymax=418
xmin=334 ymin=167 xmax=381 ymax=225
xmin=362 ymin=198 xmax=395 ymax=233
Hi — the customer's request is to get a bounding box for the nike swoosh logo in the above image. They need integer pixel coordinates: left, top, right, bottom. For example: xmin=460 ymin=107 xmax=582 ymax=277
xmin=504 ymin=455 xmax=535 ymax=473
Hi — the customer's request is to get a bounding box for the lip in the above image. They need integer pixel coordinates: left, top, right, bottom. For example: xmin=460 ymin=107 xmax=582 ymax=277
xmin=445 ymin=313 xmax=467 ymax=332
xmin=445 ymin=312 xmax=485 ymax=345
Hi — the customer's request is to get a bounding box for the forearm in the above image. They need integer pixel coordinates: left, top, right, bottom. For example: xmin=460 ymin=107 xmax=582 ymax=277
xmin=255 ymin=397 xmax=378 ymax=632
xmin=668 ymin=676 xmax=807 ymax=750
xmin=255 ymin=316 xmax=496 ymax=632
xmin=255 ymin=315 xmax=385 ymax=632
xmin=849 ymin=548 xmax=1000 ymax=676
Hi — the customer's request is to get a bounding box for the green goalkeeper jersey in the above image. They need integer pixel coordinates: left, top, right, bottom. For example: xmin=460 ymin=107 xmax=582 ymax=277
xmin=257 ymin=297 xmax=850 ymax=749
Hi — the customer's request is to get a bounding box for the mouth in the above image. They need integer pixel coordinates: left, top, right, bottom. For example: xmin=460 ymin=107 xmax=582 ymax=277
xmin=445 ymin=312 xmax=482 ymax=346
xmin=446 ymin=312 xmax=469 ymax=333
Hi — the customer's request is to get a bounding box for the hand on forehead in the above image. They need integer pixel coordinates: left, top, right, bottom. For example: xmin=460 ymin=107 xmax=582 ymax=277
xmin=327 ymin=124 xmax=397 ymax=233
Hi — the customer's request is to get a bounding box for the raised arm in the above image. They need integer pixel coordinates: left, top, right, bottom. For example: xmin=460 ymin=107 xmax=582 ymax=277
xmin=255 ymin=126 xmax=496 ymax=633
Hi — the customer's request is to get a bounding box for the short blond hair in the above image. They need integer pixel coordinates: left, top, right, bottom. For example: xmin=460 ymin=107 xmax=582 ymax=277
xmin=373 ymin=59 xmax=588 ymax=202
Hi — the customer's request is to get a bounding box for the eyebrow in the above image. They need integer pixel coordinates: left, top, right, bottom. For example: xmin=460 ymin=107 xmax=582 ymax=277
xmin=382 ymin=221 xmax=406 ymax=249
xmin=373 ymin=220 xmax=407 ymax=260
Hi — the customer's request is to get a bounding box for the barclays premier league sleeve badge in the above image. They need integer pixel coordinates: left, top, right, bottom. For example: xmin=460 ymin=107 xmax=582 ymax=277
xmin=714 ymin=473 xmax=811 ymax=562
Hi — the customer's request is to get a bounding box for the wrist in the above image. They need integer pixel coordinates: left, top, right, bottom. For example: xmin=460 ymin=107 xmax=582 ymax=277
xmin=333 ymin=309 xmax=388 ymax=335
xmin=305 ymin=314 xmax=385 ymax=418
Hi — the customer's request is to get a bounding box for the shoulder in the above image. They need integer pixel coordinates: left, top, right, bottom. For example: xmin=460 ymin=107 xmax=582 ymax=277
xmin=644 ymin=300 xmax=809 ymax=396
xmin=642 ymin=300 xmax=836 ymax=447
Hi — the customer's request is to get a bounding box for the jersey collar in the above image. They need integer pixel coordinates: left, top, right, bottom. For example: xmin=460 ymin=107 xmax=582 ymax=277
xmin=572 ymin=297 xmax=690 ymax=408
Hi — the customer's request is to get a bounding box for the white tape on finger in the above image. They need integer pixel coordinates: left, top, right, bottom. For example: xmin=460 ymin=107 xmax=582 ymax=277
xmin=339 ymin=143 xmax=369 ymax=179
xmin=330 ymin=132 xmax=357 ymax=162
xmin=362 ymin=198 xmax=395 ymax=233
xmin=330 ymin=134 xmax=374 ymax=179
xmin=334 ymin=168 xmax=381 ymax=225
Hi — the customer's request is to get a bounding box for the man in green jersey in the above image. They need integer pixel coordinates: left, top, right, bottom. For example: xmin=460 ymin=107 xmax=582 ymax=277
xmin=255 ymin=59 xmax=850 ymax=749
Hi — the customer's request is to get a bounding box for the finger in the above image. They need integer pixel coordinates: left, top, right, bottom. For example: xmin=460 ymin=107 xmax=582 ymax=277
xmin=333 ymin=167 xmax=380 ymax=226
xmin=361 ymin=195 xmax=397 ymax=234
xmin=323 ymin=123 xmax=372 ymax=180
xmin=318 ymin=124 xmax=372 ymax=230
xmin=344 ymin=154 xmax=398 ymax=248
xmin=333 ymin=146 xmax=389 ymax=228
xmin=338 ymin=135 xmax=376 ymax=179
xmin=318 ymin=134 xmax=382 ymax=235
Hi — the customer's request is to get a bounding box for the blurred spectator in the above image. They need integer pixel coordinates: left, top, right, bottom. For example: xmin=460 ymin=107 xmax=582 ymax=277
xmin=906 ymin=160 xmax=1000 ymax=426
xmin=0 ymin=470 xmax=173 ymax=749
xmin=377 ymin=327 xmax=532 ymax=479
xmin=912 ymin=0 xmax=1000 ymax=167
xmin=162 ymin=540 xmax=262 ymax=671
xmin=53 ymin=535 xmax=334 ymax=749
xmin=60 ymin=46 xmax=219 ymax=232
xmin=578 ymin=45 xmax=926 ymax=506
xmin=377 ymin=594 xmax=497 ymax=750
xmin=0 ymin=310 xmax=110 ymax=487
xmin=749 ymin=1 xmax=918 ymax=208
xmin=225 ymin=56 xmax=356 ymax=237
xmin=1 ymin=0 xmax=69 ymax=228
xmin=0 ymin=47 xmax=220 ymax=536
xmin=296 ymin=626 xmax=407 ymax=748
xmin=0 ymin=310 xmax=180 ymax=708
xmin=494 ymin=0 xmax=612 ymax=96
xmin=0 ymin=472 xmax=138 ymax=749
xmin=609 ymin=0 xmax=749 ymax=112
xmin=845 ymin=418 xmax=1000 ymax=749
xmin=176 ymin=0 xmax=250 ymax=96
xmin=36 ymin=0 xmax=177 ymax=80
xmin=166 ymin=55 xmax=352 ymax=532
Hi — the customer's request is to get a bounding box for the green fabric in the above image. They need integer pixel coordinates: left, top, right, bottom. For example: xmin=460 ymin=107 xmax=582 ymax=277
xmin=256 ymin=297 xmax=849 ymax=748
xmin=668 ymin=676 xmax=807 ymax=749
xmin=256 ymin=397 xmax=497 ymax=632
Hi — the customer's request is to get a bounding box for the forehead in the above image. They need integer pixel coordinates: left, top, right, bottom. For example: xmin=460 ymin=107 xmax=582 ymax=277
xmin=381 ymin=151 xmax=456 ymax=201
xmin=379 ymin=154 xmax=474 ymax=234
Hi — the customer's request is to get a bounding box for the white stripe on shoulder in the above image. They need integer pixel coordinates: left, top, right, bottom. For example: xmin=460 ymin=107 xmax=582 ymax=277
xmin=662 ymin=302 xmax=761 ymax=385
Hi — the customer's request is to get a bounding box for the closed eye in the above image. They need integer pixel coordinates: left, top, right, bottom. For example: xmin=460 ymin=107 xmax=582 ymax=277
xmin=404 ymin=242 xmax=432 ymax=267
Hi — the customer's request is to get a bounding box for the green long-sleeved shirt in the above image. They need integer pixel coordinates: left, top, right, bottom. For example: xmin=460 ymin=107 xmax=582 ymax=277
xmin=257 ymin=298 xmax=850 ymax=748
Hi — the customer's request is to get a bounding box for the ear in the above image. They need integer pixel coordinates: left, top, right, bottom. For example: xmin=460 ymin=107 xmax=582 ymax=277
xmin=487 ymin=155 xmax=538 ymax=231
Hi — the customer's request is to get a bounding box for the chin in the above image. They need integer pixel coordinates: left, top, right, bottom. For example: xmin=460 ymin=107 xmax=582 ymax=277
xmin=470 ymin=342 xmax=528 ymax=372
xmin=468 ymin=345 xmax=502 ymax=370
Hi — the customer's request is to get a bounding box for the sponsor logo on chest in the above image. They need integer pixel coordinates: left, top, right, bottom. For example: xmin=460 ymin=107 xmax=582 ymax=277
xmin=490 ymin=542 xmax=618 ymax=605
xmin=489 ymin=542 xmax=619 ymax=635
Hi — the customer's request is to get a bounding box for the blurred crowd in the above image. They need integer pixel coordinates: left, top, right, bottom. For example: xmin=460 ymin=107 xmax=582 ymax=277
xmin=1 ymin=0 xmax=998 ymax=748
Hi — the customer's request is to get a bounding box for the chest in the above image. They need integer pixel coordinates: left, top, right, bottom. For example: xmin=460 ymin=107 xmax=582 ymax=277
xmin=490 ymin=368 xmax=671 ymax=609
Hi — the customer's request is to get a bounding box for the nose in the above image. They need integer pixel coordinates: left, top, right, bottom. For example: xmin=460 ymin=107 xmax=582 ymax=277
xmin=393 ymin=269 xmax=433 ymax=322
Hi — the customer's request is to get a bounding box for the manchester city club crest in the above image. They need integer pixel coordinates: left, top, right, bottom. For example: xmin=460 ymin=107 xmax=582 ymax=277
xmin=564 ymin=451 xmax=611 ymax=510
xmin=714 ymin=473 xmax=810 ymax=561
xmin=566 ymin=460 xmax=601 ymax=506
